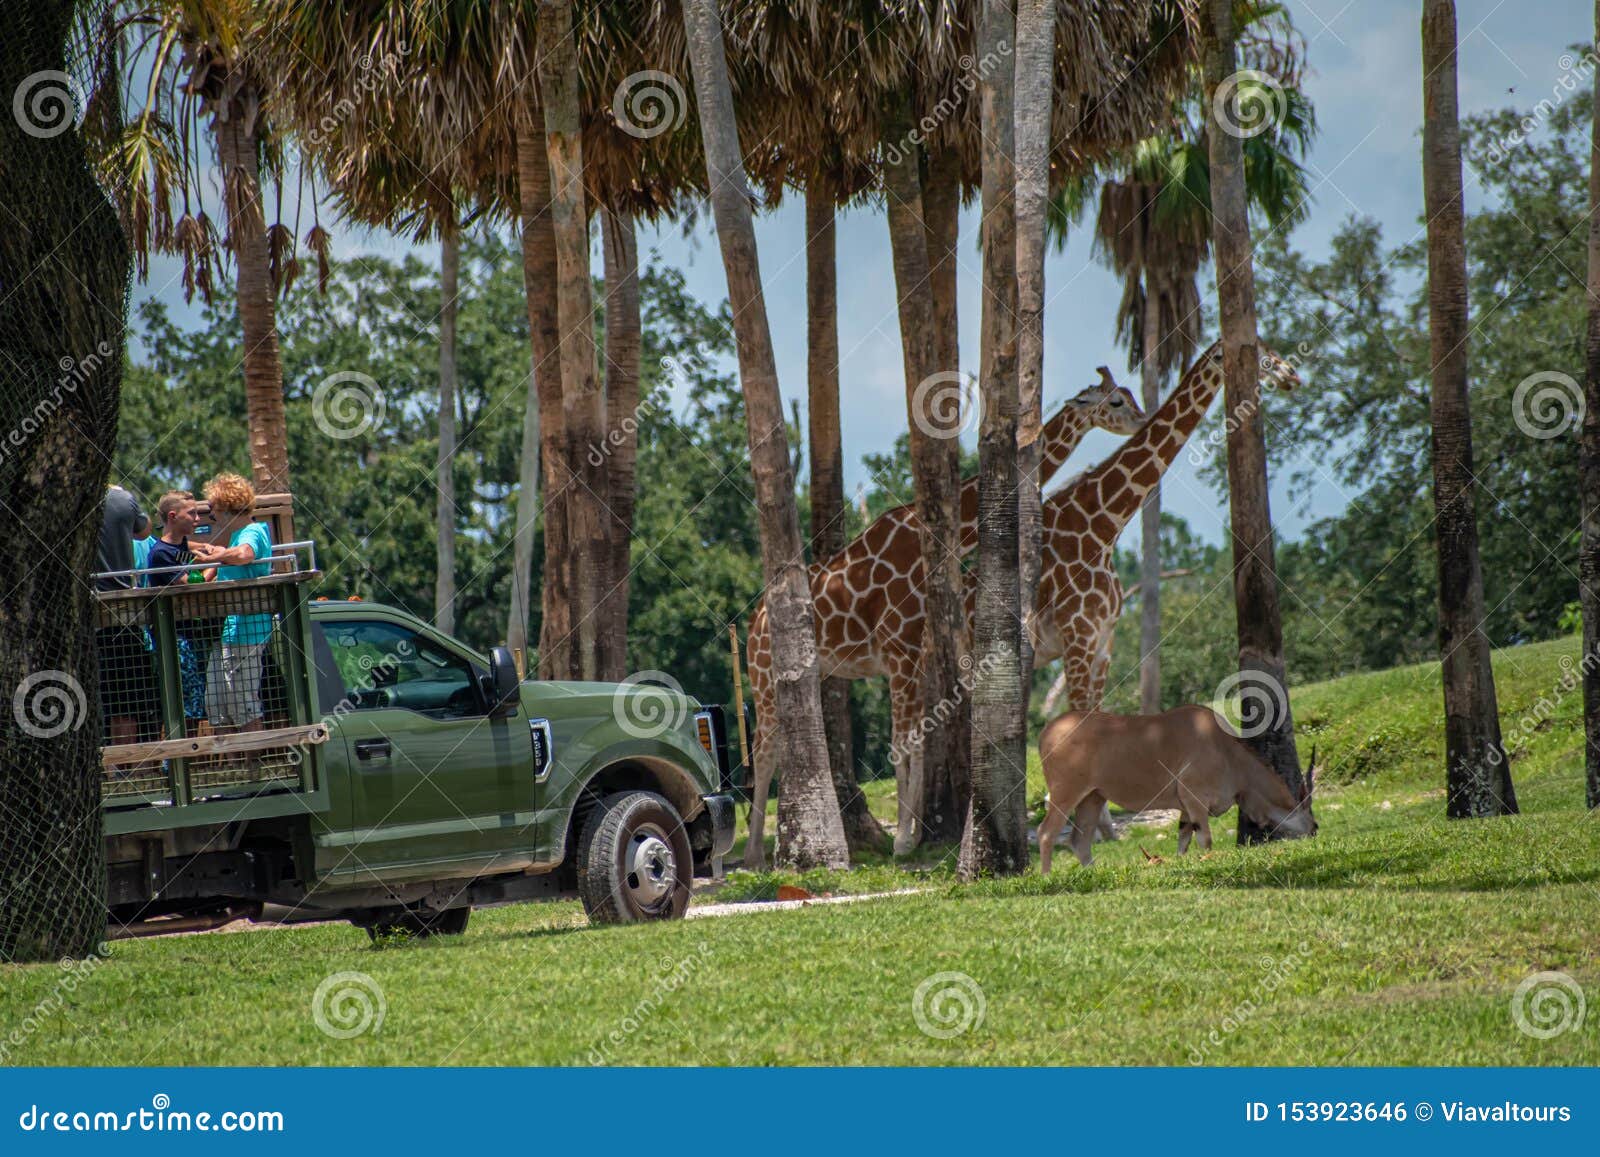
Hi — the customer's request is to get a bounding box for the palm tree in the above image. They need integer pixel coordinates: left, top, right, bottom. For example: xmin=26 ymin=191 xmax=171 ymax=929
xmin=680 ymin=0 xmax=848 ymax=868
xmin=1 ymin=0 xmax=129 ymax=962
xmin=960 ymin=0 xmax=1028 ymax=879
xmin=1013 ymin=0 xmax=1054 ymax=719
xmin=86 ymin=0 xmax=295 ymax=499
xmin=880 ymin=94 xmax=966 ymax=854
xmin=600 ymin=206 xmax=640 ymax=682
xmin=436 ymin=214 xmax=460 ymax=634
xmin=1199 ymin=0 xmax=1312 ymax=836
xmin=1075 ymin=8 xmax=1314 ymax=713
xmin=805 ymin=171 xmax=891 ymax=854
xmin=1419 ymin=0 xmax=1516 ymax=816
xmin=535 ymin=0 xmax=611 ymax=682
xmin=1585 ymin=0 xmax=1600 ymax=812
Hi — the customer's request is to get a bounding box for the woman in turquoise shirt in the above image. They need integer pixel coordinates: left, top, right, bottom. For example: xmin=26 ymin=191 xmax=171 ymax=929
xmin=189 ymin=473 xmax=274 ymax=733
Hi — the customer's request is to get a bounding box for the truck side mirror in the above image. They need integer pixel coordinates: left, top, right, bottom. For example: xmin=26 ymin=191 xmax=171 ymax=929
xmin=486 ymin=645 xmax=521 ymax=717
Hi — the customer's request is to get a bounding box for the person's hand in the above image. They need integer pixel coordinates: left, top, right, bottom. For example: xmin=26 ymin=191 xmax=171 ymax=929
xmin=189 ymin=540 xmax=221 ymax=562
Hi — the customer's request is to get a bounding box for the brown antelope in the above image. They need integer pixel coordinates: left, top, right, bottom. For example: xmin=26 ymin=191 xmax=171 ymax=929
xmin=1037 ymin=706 xmax=1317 ymax=872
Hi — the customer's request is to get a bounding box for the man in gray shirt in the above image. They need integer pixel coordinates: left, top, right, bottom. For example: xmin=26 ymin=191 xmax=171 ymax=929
xmin=96 ymin=484 xmax=150 ymax=592
xmin=95 ymin=484 xmax=155 ymax=751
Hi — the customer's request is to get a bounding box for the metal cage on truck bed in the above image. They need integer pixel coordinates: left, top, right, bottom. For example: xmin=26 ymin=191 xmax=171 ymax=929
xmin=93 ymin=542 xmax=327 ymax=835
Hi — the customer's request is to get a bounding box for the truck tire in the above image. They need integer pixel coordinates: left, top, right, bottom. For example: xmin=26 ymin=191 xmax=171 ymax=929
xmin=578 ymin=791 xmax=693 ymax=924
xmin=364 ymin=906 xmax=470 ymax=941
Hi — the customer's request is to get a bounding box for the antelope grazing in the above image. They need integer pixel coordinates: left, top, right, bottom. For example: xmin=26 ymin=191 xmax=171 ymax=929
xmin=1036 ymin=706 xmax=1317 ymax=871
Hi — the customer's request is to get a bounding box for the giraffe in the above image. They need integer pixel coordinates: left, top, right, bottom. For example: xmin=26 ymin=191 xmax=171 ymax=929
xmin=1026 ymin=341 xmax=1301 ymax=718
xmin=743 ymin=375 xmax=1144 ymax=867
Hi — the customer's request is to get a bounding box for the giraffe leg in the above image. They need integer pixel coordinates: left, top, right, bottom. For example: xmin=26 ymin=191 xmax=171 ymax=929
xmin=742 ymin=620 xmax=776 ymax=871
xmin=1059 ymin=632 xmax=1117 ymax=843
xmin=744 ymin=713 xmax=776 ymax=870
xmin=887 ymin=667 xmax=925 ymax=856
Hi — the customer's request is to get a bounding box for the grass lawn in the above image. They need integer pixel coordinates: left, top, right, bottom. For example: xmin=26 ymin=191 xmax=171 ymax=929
xmin=3 ymin=638 xmax=1598 ymax=1065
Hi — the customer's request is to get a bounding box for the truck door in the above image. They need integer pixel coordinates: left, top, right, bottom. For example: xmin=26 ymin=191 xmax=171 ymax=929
xmin=315 ymin=617 xmax=540 ymax=882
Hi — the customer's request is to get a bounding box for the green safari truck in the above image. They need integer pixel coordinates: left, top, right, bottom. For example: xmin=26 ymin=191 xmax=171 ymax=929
xmin=95 ymin=546 xmax=736 ymax=938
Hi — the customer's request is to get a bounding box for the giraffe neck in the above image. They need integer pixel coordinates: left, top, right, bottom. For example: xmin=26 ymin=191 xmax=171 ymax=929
xmin=1056 ymin=344 xmax=1225 ymax=533
xmin=959 ymin=402 xmax=1092 ymax=549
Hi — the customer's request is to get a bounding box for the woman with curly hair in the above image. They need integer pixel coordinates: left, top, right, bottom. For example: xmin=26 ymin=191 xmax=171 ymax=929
xmin=190 ymin=473 xmax=274 ymax=733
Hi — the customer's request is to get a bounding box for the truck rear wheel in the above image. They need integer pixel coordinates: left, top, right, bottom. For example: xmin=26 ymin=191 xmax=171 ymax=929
xmin=578 ymin=791 xmax=693 ymax=924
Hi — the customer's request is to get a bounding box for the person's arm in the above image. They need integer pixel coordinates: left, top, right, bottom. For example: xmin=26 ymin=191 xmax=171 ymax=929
xmin=190 ymin=526 xmax=263 ymax=566
xmin=189 ymin=540 xmax=255 ymax=565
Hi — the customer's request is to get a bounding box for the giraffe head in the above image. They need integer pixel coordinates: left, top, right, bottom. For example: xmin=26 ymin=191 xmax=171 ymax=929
xmin=1257 ymin=344 xmax=1303 ymax=392
xmin=1194 ymin=339 xmax=1303 ymax=394
xmin=1064 ymin=366 xmax=1144 ymax=434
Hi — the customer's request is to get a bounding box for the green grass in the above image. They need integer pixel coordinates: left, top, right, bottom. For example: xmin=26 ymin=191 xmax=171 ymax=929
xmin=3 ymin=637 xmax=1598 ymax=1066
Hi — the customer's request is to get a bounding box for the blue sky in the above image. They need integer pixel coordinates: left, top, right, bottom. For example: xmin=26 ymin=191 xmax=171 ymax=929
xmin=135 ymin=0 xmax=1591 ymax=547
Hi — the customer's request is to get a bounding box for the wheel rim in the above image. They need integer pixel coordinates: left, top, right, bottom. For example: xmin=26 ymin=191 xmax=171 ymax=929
xmin=624 ymin=826 xmax=678 ymax=910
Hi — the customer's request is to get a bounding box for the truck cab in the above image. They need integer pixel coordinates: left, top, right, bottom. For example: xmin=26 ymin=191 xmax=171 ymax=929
xmin=96 ymin=544 xmax=736 ymax=939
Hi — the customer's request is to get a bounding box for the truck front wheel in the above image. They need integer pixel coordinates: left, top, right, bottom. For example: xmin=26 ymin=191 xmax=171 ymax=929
xmin=578 ymin=791 xmax=693 ymax=924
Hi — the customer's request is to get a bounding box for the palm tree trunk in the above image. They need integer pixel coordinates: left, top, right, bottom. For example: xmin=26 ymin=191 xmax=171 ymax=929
xmin=510 ymin=94 xmax=564 ymax=676
xmin=922 ymin=145 xmax=969 ymax=838
xmin=600 ymin=207 xmax=639 ymax=682
xmin=435 ymin=222 xmax=460 ymax=636
xmin=537 ymin=0 xmax=609 ymax=682
xmin=212 ymin=95 xmax=291 ymax=502
xmin=881 ymin=114 xmax=964 ymax=854
xmin=1420 ymin=0 xmax=1516 ymax=816
xmin=1014 ymin=0 xmax=1053 ymax=719
xmin=1584 ymin=0 xmax=1600 ymax=812
xmin=1138 ymin=289 xmax=1163 ymax=714
xmin=960 ymin=0 xmax=1029 ymax=880
xmin=806 ymin=187 xmax=887 ymax=853
xmin=0 ymin=0 xmax=127 ymax=960
xmin=1201 ymin=0 xmax=1304 ymax=842
xmin=682 ymin=0 xmax=847 ymax=868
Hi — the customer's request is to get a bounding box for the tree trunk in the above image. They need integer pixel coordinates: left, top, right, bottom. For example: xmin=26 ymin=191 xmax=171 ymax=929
xmin=0 ymin=0 xmax=127 ymax=960
xmin=806 ymin=187 xmax=887 ymax=853
xmin=510 ymin=94 xmax=564 ymax=676
xmin=922 ymin=146 xmax=970 ymax=839
xmin=960 ymin=0 xmax=1029 ymax=880
xmin=537 ymin=0 xmax=609 ymax=682
xmin=435 ymin=222 xmax=460 ymax=636
xmin=881 ymin=114 xmax=964 ymax=855
xmin=1420 ymin=0 xmax=1516 ymax=816
xmin=1013 ymin=0 xmax=1053 ymax=719
xmin=682 ymin=0 xmax=847 ymax=868
xmin=1584 ymin=0 xmax=1600 ymax=812
xmin=1202 ymin=0 xmax=1305 ymax=843
xmin=1138 ymin=289 xmax=1163 ymax=714
xmin=600 ymin=207 xmax=640 ymax=682
xmin=212 ymin=94 xmax=291 ymax=501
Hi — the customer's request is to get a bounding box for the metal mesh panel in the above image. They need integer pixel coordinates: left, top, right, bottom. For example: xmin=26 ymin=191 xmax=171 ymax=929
xmin=95 ymin=574 xmax=314 ymax=805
